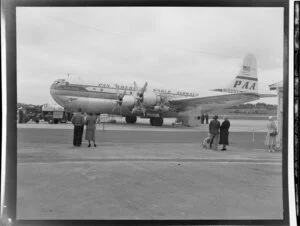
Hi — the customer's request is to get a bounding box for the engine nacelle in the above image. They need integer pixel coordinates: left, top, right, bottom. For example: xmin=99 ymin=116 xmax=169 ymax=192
xmin=153 ymin=105 xmax=170 ymax=112
xmin=142 ymin=92 xmax=159 ymax=107
xmin=122 ymin=95 xmax=135 ymax=108
xmin=131 ymin=107 xmax=144 ymax=116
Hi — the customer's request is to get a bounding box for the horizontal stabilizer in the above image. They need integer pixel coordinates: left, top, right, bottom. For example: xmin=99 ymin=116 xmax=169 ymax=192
xmin=211 ymin=88 xmax=251 ymax=94
xmin=258 ymin=93 xmax=277 ymax=98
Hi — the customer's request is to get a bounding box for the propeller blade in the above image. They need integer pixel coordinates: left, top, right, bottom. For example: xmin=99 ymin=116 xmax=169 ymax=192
xmin=133 ymin=81 xmax=138 ymax=91
xmin=112 ymin=104 xmax=117 ymax=113
xmin=130 ymin=81 xmax=149 ymax=116
xmin=112 ymin=102 xmax=122 ymax=115
xmin=115 ymin=84 xmax=120 ymax=97
xmin=141 ymin=82 xmax=148 ymax=93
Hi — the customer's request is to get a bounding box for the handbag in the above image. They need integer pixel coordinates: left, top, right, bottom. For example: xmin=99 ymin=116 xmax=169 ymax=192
xmin=270 ymin=130 xmax=278 ymax=136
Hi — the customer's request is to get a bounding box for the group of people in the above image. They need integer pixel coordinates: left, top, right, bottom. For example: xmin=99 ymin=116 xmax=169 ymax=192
xmin=208 ymin=115 xmax=230 ymax=151
xmin=207 ymin=114 xmax=278 ymax=152
xmin=71 ymin=108 xmax=97 ymax=148
xmin=71 ymin=108 xmax=278 ymax=152
xmin=200 ymin=113 xmax=209 ymax=124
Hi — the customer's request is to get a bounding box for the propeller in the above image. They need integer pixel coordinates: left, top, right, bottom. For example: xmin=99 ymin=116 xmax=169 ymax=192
xmin=153 ymin=95 xmax=169 ymax=112
xmin=112 ymin=84 xmax=127 ymax=115
xmin=132 ymin=81 xmax=148 ymax=116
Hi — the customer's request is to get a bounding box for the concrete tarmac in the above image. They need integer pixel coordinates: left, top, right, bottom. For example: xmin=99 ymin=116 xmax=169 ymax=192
xmin=17 ymin=121 xmax=283 ymax=220
xmin=17 ymin=117 xmax=269 ymax=132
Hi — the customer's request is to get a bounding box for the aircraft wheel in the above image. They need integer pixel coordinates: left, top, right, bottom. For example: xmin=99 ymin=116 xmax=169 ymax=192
xmin=150 ymin=117 xmax=163 ymax=126
xmin=150 ymin=118 xmax=154 ymax=126
xmin=125 ymin=116 xmax=137 ymax=124
xmin=156 ymin=117 xmax=163 ymax=126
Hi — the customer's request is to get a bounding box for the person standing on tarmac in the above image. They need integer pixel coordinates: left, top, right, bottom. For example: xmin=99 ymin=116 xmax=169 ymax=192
xmin=71 ymin=108 xmax=85 ymax=147
xmin=200 ymin=113 xmax=205 ymax=124
xmin=209 ymin=115 xmax=221 ymax=150
xmin=205 ymin=113 xmax=209 ymax=124
xmin=85 ymin=112 xmax=97 ymax=148
xmin=219 ymin=116 xmax=230 ymax=151
xmin=265 ymin=116 xmax=277 ymax=152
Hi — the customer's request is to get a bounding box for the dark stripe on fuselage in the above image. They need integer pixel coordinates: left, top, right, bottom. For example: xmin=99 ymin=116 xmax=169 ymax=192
xmin=51 ymin=88 xmax=118 ymax=99
xmin=236 ymin=76 xmax=258 ymax=81
xmin=51 ymin=84 xmax=193 ymax=99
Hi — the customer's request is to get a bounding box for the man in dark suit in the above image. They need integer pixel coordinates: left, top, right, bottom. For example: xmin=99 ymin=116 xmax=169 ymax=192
xmin=71 ymin=108 xmax=85 ymax=147
xmin=209 ymin=115 xmax=220 ymax=150
xmin=200 ymin=113 xmax=205 ymax=124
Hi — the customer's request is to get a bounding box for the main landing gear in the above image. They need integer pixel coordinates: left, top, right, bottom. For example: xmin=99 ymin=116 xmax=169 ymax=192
xmin=150 ymin=117 xmax=163 ymax=126
xmin=125 ymin=116 xmax=137 ymax=124
xmin=125 ymin=115 xmax=163 ymax=126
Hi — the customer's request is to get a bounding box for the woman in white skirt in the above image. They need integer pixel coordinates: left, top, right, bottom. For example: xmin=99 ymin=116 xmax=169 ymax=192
xmin=265 ymin=116 xmax=277 ymax=152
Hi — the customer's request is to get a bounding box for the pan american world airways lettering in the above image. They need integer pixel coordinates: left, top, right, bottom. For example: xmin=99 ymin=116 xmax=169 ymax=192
xmin=233 ymin=80 xmax=256 ymax=90
xmin=97 ymin=83 xmax=199 ymax=97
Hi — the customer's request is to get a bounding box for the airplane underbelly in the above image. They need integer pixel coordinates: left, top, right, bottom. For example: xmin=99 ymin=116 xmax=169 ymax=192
xmin=59 ymin=96 xmax=116 ymax=113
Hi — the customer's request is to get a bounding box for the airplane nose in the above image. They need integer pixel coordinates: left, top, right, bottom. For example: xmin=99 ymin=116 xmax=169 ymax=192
xmin=50 ymin=88 xmax=66 ymax=107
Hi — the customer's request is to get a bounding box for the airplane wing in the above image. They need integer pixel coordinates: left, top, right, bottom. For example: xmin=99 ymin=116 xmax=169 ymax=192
xmin=168 ymin=93 xmax=259 ymax=111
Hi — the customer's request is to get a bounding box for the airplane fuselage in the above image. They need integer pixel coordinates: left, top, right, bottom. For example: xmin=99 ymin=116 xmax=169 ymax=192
xmin=50 ymin=79 xmax=258 ymax=119
xmin=49 ymin=55 xmax=276 ymax=126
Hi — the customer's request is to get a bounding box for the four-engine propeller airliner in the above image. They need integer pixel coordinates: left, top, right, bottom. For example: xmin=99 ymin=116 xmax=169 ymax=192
xmin=50 ymin=54 xmax=276 ymax=126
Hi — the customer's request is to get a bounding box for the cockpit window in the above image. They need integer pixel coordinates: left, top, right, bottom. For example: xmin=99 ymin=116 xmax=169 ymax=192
xmin=51 ymin=79 xmax=69 ymax=88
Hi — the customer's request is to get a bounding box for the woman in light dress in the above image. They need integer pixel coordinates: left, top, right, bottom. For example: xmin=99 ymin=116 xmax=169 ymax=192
xmin=265 ymin=116 xmax=277 ymax=152
xmin=85 ymin=112 xmax=97 ymax=148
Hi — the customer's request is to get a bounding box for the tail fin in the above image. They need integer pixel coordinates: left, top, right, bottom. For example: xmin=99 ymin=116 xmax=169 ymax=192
xmin=213 ymin=54 xmax=258 ymax=94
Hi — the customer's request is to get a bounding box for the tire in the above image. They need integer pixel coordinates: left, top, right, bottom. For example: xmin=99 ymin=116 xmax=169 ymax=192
xmin=61 ymin=118 xmax=66 ymax=123
xmin=150 ymin=118 xmax=154 ymax=126
xmin=35 ymin=119 xmax=39 ymax=124
xmin=48 ymin=119 xmax=53 ymax=124
xmin=150 ymin=117 xmax=163 ymax=126
xmin=125 ymin=116 xmax=137 ymax=124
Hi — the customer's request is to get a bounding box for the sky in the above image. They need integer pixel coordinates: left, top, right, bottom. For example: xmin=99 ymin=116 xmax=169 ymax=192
xmin=16 ymin=7 xmax=284 ymax=105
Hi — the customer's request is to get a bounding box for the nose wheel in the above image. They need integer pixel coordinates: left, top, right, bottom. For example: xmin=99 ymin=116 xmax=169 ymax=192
xmin=150 ymin=117 xmax=163 ymax=126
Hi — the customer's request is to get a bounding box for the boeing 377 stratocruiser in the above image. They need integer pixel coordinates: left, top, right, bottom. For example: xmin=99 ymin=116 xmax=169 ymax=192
xmin=50 ymin=54 xmax=276 ymax=126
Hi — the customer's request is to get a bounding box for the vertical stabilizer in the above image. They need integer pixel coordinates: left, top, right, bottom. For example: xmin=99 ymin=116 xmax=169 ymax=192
xmin=213 ymin=54 xmax=258 ymax=94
